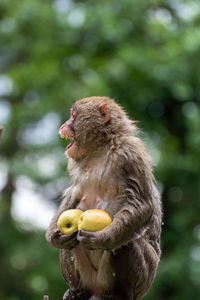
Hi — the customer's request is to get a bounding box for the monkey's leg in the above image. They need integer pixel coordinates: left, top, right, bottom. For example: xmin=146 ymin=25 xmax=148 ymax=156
xmin=60 ymin=249 xmax=92 ymax=300
xmin=132 ymin=238 xmax=159 ymax=300
xmin=92 ymin=239 xmax=159 ymax=300
xmin=109 ymin=239 xmax=159 ymax=300
xmin=60 ymin=249 xmax=79 ymax=287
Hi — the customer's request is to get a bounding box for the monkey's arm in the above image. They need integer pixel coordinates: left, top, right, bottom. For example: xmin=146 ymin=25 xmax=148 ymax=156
xmin=46 ymin=187 xmax=78 ymax=249
xmin=78 ymin=176 xmax=154 ymax=250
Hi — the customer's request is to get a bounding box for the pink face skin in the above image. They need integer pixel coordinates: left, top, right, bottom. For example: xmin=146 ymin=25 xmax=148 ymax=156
xmin=59 ymin=108 xmax=78 ymax=158
xmin=59 ymin=103 xmax=110 ymax=159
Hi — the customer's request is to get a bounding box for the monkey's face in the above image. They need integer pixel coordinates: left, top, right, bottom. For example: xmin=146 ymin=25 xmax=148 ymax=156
xmin=59 ymin=98 xmax=111 ymax=160
xmin=59 ymin=107 xmax=79 ymax=159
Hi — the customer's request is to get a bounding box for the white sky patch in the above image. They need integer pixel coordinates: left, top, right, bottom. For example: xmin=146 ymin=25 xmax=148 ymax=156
xmin=190 ymin=246 xmax=200 ymax=262
xmin=20 ymin=112 xmax=61 ymax=145
xmin=0 ymin=17 xmax=17 ymax=33
xmin=170 ymin=0 xmax=199 ymax=21
xmin=11 ymin=176 xmax=56 ymax=229
xmin=0 ymin=75 xmax=13 ymax=96
xmin=53 ymin=0 xmax=73 ymax=13
xmin=147 ymin=8 xmax=172 ymax=25
xmin=37 ymin=155 xmax=59 ymax=177
xmin=148 ymin=146 xmax=161 ymax=166
xmin=144 ymin=133 xmax=161 ymax=166
xmin=193 ymin=225 xmax=200 ymax=241
xmin=182 ymin=102 xmax=198 ymax=118
xmin=67 ymin=7 xmax=85 ymax=28
xmin=0 ymin=99 xmax=11 ymax=124
xmin=0 ymin=163 xmax=8 ymax=191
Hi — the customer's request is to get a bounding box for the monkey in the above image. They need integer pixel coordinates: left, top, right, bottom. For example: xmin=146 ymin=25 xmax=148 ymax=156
xmin=46 ymin=96 xmax=162 ymax=300
xmin=0 ymin=126 xmax=3 ymax=137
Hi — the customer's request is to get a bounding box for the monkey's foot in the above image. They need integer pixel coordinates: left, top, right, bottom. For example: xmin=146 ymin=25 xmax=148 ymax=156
xmin=63 ymin=288 xmax=91 ymax=300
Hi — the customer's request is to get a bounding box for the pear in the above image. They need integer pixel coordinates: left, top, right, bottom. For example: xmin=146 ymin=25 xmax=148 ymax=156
xmin=57 ymin=209 xmax=83 ymax=235
xmin=78 ymin=209 xmax=112 ymax=232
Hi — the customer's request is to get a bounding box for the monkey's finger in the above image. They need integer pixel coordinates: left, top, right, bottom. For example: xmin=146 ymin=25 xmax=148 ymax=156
xmin=78 ymin=230 xmax=95 ymax=238
xmin=59 ymin=231 xmax=79 ymax=249
xmin=77 ymin=234 xmax=90 ymax=243
xmin=60 ymin=230 xmax=78 ymax=242
xmin=54 ymin=229 xmax=62 ymax=236
xmin=77 ymin=235 xmax=97 ymax=248
xmin=51 ymin=229 xmax=62 ymax=243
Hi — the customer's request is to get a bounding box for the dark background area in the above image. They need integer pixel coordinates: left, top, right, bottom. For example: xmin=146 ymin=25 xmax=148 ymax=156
xmin=0 ymin=0 xmax=200 ymax=299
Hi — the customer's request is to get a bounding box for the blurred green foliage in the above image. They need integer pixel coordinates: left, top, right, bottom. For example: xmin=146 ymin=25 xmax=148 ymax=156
xmin=0 ymin=0 xmax=200 ymax=299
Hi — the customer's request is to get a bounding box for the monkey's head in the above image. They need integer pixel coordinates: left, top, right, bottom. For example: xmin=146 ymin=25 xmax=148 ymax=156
xmin=59 ymin=96 xmax=134 ymax=160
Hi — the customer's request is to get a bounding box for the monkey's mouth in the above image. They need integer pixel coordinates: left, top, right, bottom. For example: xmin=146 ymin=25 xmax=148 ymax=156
xmin=59 ymin=127 xmax=76 ymax=157
xmin=66 ymin=137 xmax=75 ymax=150
xmin=63 ymin=135 xmax=76 ymax=153
xmin=59 ymin=129 xmax=74 ymax=146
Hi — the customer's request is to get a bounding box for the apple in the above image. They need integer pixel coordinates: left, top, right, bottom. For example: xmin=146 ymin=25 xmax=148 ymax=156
xmin=78 ymin=209 xmax=112 ymax=232
xmin=57 ymin=209 xmax=83 ymax=235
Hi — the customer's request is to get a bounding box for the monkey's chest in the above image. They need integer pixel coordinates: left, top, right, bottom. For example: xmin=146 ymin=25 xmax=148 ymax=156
xmin=77 ymin=187 xmax=110 ymax=211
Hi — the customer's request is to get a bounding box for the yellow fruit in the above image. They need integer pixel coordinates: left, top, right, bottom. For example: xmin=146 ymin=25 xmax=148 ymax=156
xmin=78 ymin=209 xmax=112 ymax=232
xmin=57 ymin=209 xmax=83 ymax=235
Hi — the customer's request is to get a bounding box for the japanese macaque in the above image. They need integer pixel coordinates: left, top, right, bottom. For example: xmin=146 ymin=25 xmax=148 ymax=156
xmin=46 ymin=96 xmax=162 ymax=300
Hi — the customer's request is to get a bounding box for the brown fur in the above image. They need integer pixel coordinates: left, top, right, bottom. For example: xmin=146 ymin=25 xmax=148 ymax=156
xmin=46 ymin=96 xmax=162 ymax=300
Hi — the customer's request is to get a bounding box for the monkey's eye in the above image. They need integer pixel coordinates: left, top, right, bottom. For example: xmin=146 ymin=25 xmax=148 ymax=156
xmin=70 ymin=108 xmax=76 ymax=120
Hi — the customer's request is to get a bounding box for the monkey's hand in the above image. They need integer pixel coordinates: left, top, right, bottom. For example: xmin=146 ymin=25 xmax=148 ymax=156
xmin=47 ymin=229 xmax=79 ymax=250
xmin=77 ymin=230 xmax=109 ymax=250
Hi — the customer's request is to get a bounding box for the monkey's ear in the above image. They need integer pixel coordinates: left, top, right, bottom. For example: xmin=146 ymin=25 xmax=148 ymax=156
xmin=98 ymin=103 xmax=110 ymax=123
